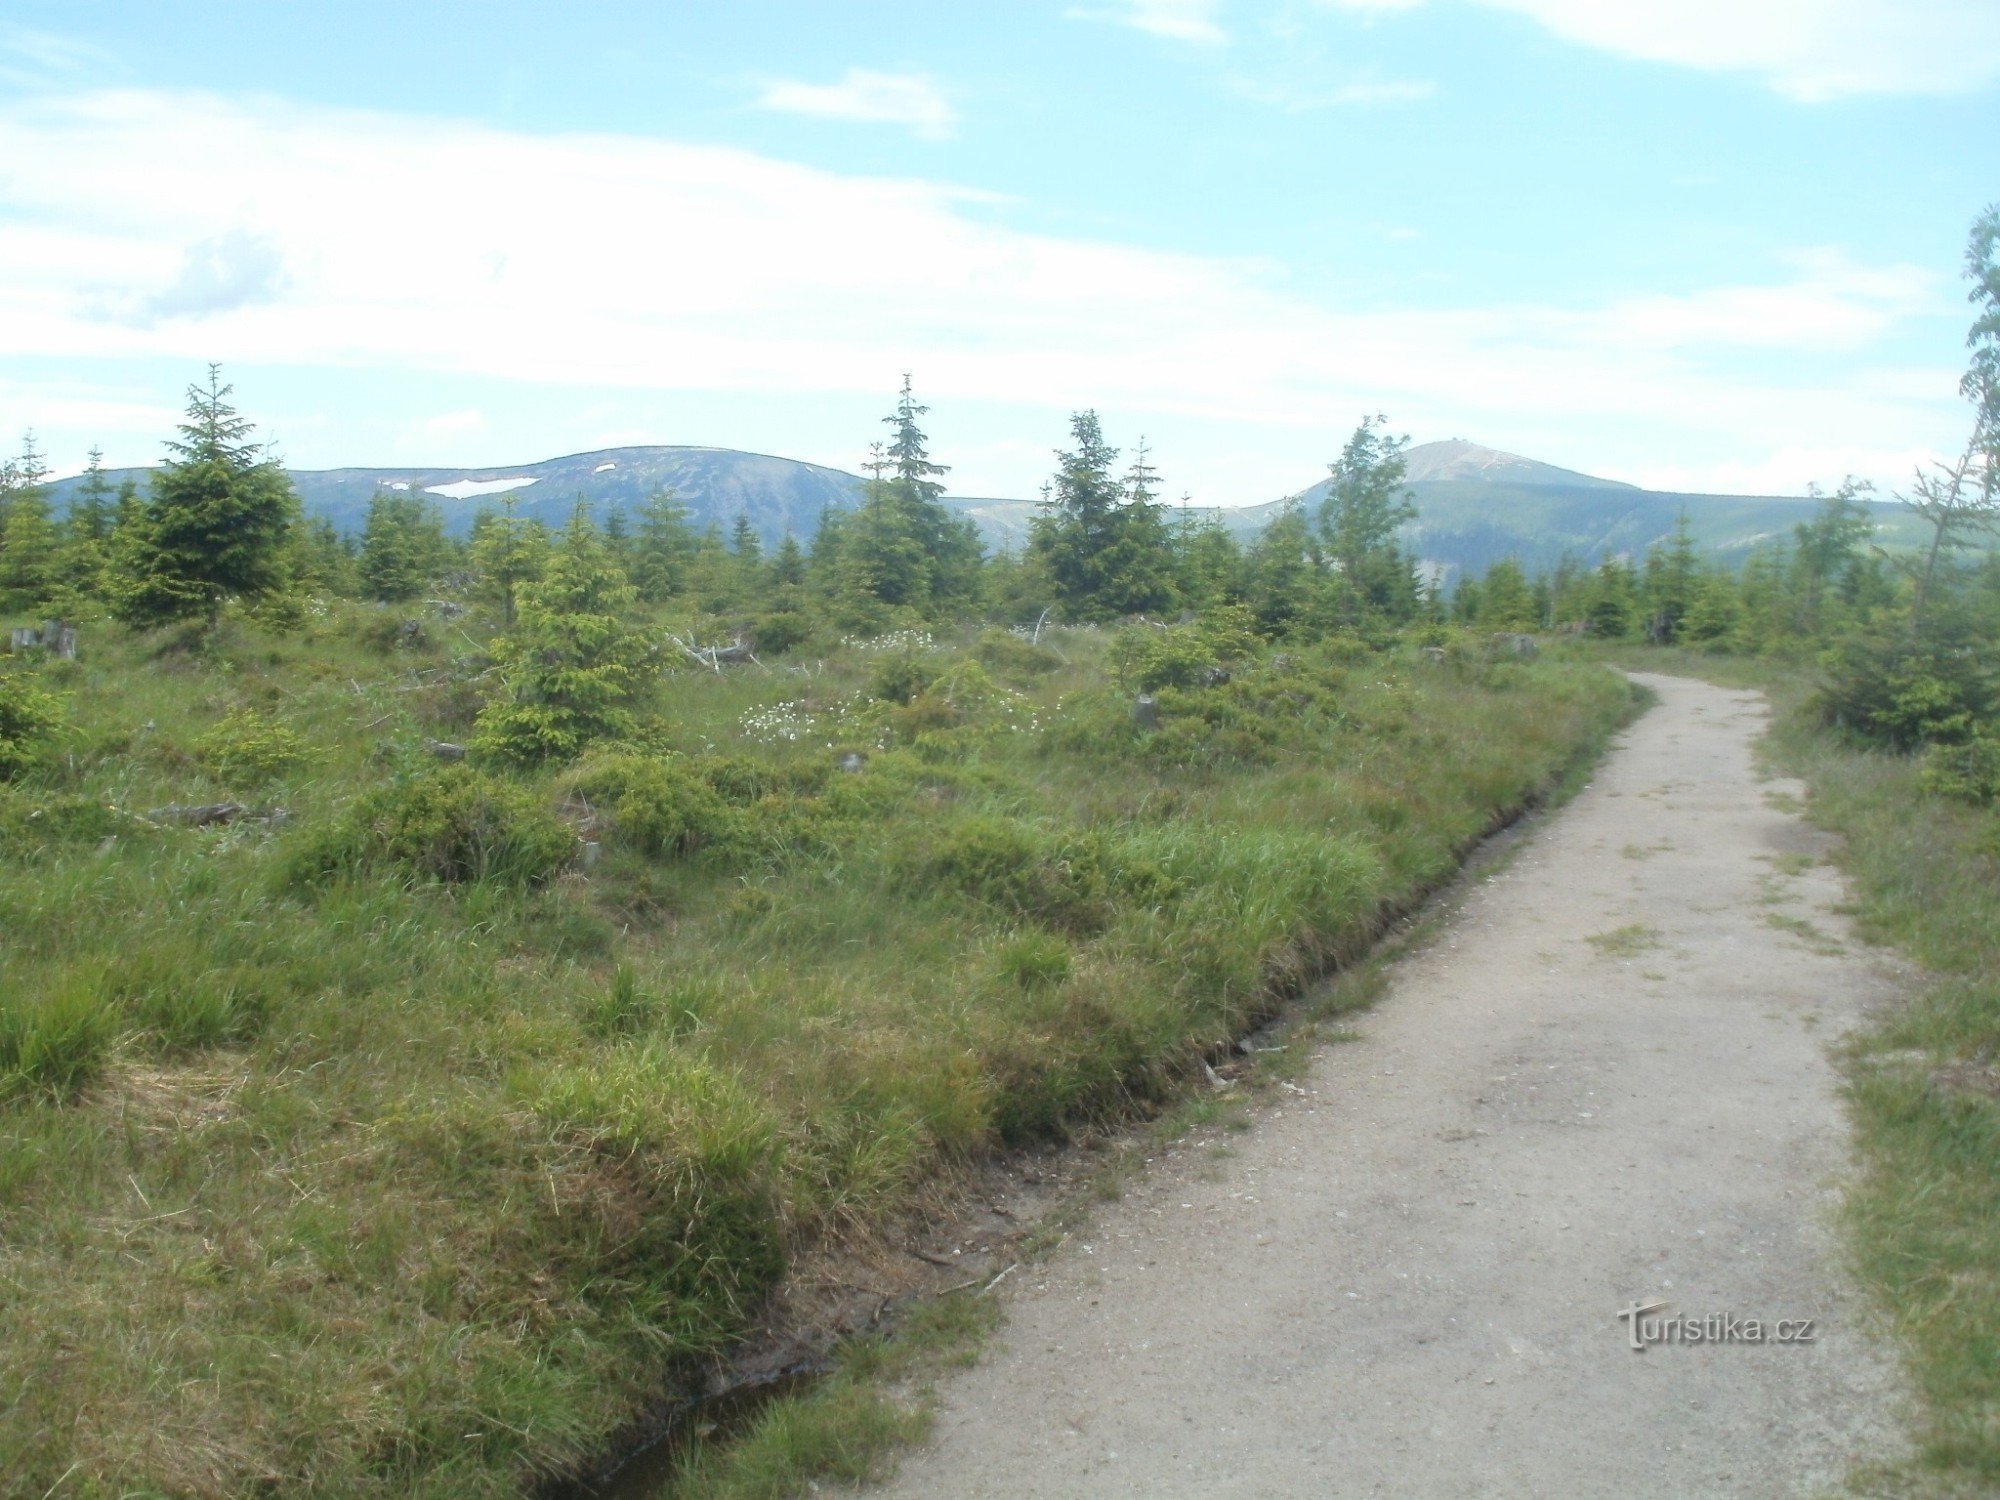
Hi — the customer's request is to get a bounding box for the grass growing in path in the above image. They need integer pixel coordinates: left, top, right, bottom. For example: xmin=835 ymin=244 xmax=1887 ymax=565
xmin=0 ymin=612 xmax=1633 ymax=1496
xmin=1763 ymin=695 xmax=2000 ymax=1495
xmin=1598 ymin=643 xmax=2000 ymax=1494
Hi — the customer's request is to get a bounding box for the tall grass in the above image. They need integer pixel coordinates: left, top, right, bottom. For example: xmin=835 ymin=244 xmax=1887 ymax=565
xmin=1764 ymin=696 xmax=2000 ymax=1494
xmin=0 ymin=608 xmax=1633 ymax=1496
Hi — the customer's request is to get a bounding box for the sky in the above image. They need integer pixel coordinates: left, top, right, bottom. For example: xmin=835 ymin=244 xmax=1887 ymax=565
xmin=1 ymin=0 xmax=1996 ymax=505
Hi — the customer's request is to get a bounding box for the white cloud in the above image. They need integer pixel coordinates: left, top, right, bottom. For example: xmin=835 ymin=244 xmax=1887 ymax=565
xmin=0 ymin=23 xmax=123 ymax=88
xmin=1621 ymin=445 xmax=1943 ymax=497
xmin=418 ymin=409 xmax=487 ymax=440
xmin=1471 ymin=0 xmax=2000 ymax=100
xmin=1067 ymin=0 xmax=1229 ymax=45
xmin=0 ymin=88 xmax=1969 ymax=498
xmin=755 ymin=69 xmax=958 ymax=139
xmin=1557 ymin=250 xmax=1934 ymax=353
xmin=111 ymin=227 xmax=289 ymax=325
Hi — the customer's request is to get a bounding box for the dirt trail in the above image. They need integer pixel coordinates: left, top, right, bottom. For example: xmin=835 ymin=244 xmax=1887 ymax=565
xmin=865 ymin=673 xmax=1910 ymax=1498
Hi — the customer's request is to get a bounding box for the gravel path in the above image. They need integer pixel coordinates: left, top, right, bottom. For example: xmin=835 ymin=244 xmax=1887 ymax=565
xmin=865 ymin=672 xmax=1910 ymax=1498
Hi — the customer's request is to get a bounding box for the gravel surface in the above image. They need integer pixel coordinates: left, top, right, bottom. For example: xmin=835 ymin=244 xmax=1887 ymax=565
xmin=863 ymin=672 xmax=1911 ymax=1498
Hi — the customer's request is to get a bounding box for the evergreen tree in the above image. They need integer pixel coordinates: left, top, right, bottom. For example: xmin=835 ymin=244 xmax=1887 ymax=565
xmin=832 ymin=378 xmax=984 ymax=621
xmin=835 ymin=445 xmax=930 ymax=625
xmin=755 ymin=534 xmax=815 ymax=653
xmin=1171 ymin=502 xmax=1243 ymax=610
xmin=1243 ymin=502 xmax=1317 ymax=637
xmin=474 ymin=508 xmax=650 ymax=762
xmin=1789 ymin=480 xmax=1874 ymax=637
xmin=629 ymin=489 xmax=698 ymax=603
xmin=602 ymin=504 xmax=631 ymax=565
xmin=1584 ymin=556 xmax=1636 ymax=638
xmin=469 ymin=495 xmax=550 ymax=623
xmin=1317 ymin=416 xmax=1420 ymax=629
xmin=0 ymin=440 xmax=59 ymax=608
xmin=69 ymin=448 xmax=114 ymax=544
xmin=1451 ymin=575 xmax=1483 ymax=624
xmin=1029 ymin=413 xmax=1176 ymax=621
xmin=769 ymin=533 xmax=807 ymax=587
xmin=0 ymin=430 xmax=46 ymax=537
xmin=110 ymin=477 xmax=143 ymax=538
xmin=1680 ymin=568 xmax=1741 ymax=645
xmin=806 ymin=503 xmax=849 ymax=598
xmin=359 ymin=490 xmax=449 ymax=602
xmin=114 ymin=366 xmax=297 ymax=627
xmin=1096 ymin=441 xmax=1179 ymax=617
xmin=295 ymin=516 xmax=361 ymax=598
xmin=1639 ymin=511 xmax=1701 ymax=643
xmin=1474 ymin=557 xmax=1537 ymax=629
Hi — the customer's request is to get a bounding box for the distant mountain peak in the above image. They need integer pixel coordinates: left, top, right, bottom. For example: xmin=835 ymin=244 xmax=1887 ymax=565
xmin=1401 ymin=439 xmax=1635 ymax=491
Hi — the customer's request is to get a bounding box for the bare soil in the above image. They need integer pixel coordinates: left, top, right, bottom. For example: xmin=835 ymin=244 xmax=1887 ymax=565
xmin=861 ymin=673 xmax=1912 ymax=1498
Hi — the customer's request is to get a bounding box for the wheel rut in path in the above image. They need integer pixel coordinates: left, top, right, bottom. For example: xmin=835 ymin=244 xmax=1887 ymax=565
xmin=862 ymin=672 xmax=1910 ymax=1498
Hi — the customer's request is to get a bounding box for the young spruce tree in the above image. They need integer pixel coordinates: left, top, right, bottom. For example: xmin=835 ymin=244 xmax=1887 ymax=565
xmin=115 ymin=366 xmax=297 ymax=628
xmin=474 ymin=508 xmax=650 ymax=763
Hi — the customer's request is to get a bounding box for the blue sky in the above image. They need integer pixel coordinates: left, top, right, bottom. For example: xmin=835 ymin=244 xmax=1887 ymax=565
xmin=1 ymin=0 xmax=1996 ymax=504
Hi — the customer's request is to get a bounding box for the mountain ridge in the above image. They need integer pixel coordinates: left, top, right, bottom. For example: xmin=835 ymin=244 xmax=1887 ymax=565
xmin=44 ymin=438 xmax=1921 ymax=585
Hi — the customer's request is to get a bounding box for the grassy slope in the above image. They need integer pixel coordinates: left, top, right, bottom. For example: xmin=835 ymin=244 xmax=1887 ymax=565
xmin=1597 ymin=645 xmax=2000 ymax=1495
xmin=0 ymin=614 xmax=1631 ymax=1497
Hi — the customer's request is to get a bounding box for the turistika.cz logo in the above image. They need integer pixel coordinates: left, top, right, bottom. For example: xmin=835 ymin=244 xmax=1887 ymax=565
xmin=1616 ymin=1302 xmax=1817 ymax=1352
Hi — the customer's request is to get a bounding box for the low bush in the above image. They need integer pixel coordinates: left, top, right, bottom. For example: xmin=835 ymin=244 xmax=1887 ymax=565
xmin=1922 ymin=734 xmax=2000 ymax=805
xmin=1815 ymin=631 xmax=1998 ymax=749
xmin=0 ymin=671 xmax=63 ymax=782
xmin=975 ymin=628 xmax=1064 ymax=680
xmin=562 ymin=752 xmax=739 ymax=859
xmin=868 ymin=650 xmax=938 ymax=705
xmin=288 ymin=764 xmax=576 ymax=885
xmin=194 ymin=708 xmax=313 ymax=787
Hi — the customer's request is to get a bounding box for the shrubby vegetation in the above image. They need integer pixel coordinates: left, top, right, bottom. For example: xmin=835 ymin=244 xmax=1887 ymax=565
xmin=1454 ymin=207 xmax=2000 ymax=808
xmin=0 ymin=351 xmax=1639 ymax=1494
xmin=3 ymin=193 xmax=1987 ymax=1500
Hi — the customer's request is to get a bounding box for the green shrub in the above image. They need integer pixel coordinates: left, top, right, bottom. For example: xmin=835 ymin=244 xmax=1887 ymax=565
xmin=561 ymin=751 xmax=740 ymax=859
xmin=0 ymin=671 xmax=63 ymax=781
xmin=1922 ymin=735 xmax=2000 ymax=805
xmin=194 ymin=708 xmax=313 ymax=787
xmin=868 ymin=651 xmax=937 ymax=705
xmin=895 ymin=817 xmax=1171 ymax=933
xmin=351 ymin=610 xmax=439 ymax=656
xmin=1110 ymin=608 xmax=1266 ymax=692
xmin=289 ymin=764 xmax=575 ymax=885
xmin=753 ymin=609 xmax=815 ymax=656
xmin=1111 ymin=623 xmax=1220 ymax=691
xmin=974 ymin=628 xmax=1064 ymax=680
xmin=1815 ymin=632 xmax=1999 ymax=749
xmin=0 ymin=979 xmax=114 ymax=1104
